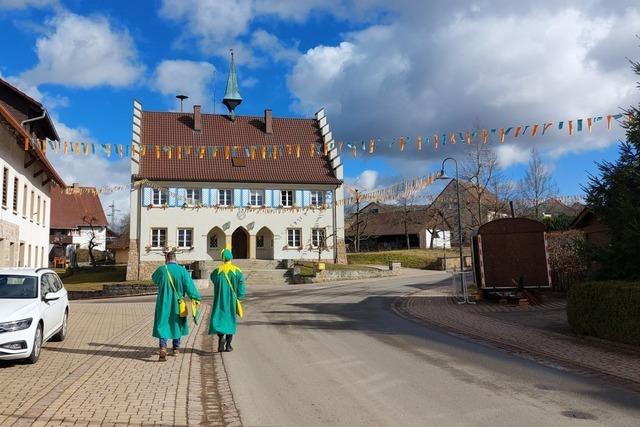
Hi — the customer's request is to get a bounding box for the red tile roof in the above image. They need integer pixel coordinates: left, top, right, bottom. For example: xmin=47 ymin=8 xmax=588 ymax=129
xmin=137 ymin=111 xmax=341 ymax=185
xmin=50 ymin=186 xmax=108 ymax=229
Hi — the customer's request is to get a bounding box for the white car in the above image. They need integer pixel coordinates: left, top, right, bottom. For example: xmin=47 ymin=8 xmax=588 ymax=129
xmin=0 ymin=268 xmax=69 ymax=364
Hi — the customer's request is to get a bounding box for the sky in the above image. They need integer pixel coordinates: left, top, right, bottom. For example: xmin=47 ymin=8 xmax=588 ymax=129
xmin=0 ymin=0 xmax=638 ymax=225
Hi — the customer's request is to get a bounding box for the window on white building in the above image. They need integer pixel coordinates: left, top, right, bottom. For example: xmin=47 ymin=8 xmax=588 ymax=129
xmin=256 ymin=235 xmax=265 ymax=248
xmin=219 ymin=189 xmax=232 ymax=206
xmin=287 ymin=228 xmax=301 ymax=248
xmin=311 ymin=228 xmax=326 ymax=248
xmin=209 ymin=235 xmax=219 ymax=249
xmin=249 ymin=190 xmax=264 ymax=206
xmin=152 ymin=189 xmax=167 ymax=205
xmin=1 ymin=167 xmax=8 ymax=207
xmin=42 ymin=201 xmax=47 ymax=227
xmin=36 ymin=195 xmax=40 ymax=224
xmin=310 ymin=190 xmax=325 ymax=207
xmin=281 ymin=190 xmax=294 ymax=207
xmin=30 ymin=190 xmax=34 ymax=221
xmin=186 ymin=188 xmax=201 ymax=204
xmin=151 ymin=228 xmax=167 ymax=248
xmin=177 ymin=228 xmax=193 ymax=248
xmin=12 ymin=178 xmax=18 ymax=213
xmin=22 ymin=184 xmax=27 ymax=217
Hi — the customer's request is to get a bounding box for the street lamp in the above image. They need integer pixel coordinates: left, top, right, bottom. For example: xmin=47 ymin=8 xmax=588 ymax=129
xmin=436 ymin=157 xmax=473 ymax=304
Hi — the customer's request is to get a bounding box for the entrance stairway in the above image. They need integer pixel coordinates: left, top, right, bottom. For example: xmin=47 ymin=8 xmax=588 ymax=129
xmin=198 ymin=259 xmax=292 ymax=285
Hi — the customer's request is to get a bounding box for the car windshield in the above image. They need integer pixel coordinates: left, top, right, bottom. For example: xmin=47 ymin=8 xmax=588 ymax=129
xmin=0 ymin=275 xmax=38 ymax=299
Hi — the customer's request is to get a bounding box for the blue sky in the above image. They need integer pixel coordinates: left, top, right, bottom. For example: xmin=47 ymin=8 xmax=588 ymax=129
xmin=0 ymin=0 xmax=638 ymax=221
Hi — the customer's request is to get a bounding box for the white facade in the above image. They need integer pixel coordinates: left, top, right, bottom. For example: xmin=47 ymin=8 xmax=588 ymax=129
xmin=0 ymin=124 xmax=51 ymax=268
xmin=423 ymin=229 xmax=451 ymax=249
xmin=51 ymin=226 xmax=107 ymax=251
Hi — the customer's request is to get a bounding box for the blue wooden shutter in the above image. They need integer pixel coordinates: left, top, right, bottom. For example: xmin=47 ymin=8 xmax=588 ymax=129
xmin=210 ymin=189 xmax=217 ymax=206
xmin=177 ymin=188 xmax=187 ymax=206
xmin=265 ymin=189 xmax=273 ymax=207
xmin=168 ymin=188 xmax=177 ymax=206
xmin=142 ymin=187 xmax=151 ymax=205
xmin=202 ymin=189 xmax=210 ymax=206
xmin=233 ymin=189 xmax=242 ymax=207
xmin=295 ymin=190 xmax=303 ymax=207
xmin=272 ymin=189 xmax=279 ymax=207
xmin=325 ymin=190 xmax=333 ymax=205
xmin=302 ymin=191 xmax=310 ymax=207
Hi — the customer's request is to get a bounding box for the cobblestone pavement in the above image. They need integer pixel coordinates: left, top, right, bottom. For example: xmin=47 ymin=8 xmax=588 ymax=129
xmin=0 ymin=295 xmax=240 ymax=426
xmin=393 ymin=284 xmax=640 ymax=391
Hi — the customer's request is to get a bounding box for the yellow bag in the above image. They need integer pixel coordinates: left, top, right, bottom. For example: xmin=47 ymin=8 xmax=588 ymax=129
xmin=223 ymin=271 xmax=244 ymax=319
xmin=166 ymin=265 xmax=188 ymax=318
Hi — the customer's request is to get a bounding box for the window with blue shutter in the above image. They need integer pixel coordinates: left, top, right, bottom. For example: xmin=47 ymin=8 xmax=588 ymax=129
xmin=302 ymin=190 xmax=311 ymax=207
xmin=202 ymin=189 xmax=211 ymax=206
xmin=295 ymin=190 xmax=303 ymax=207
xmin=242 ymin=189 xmax=251 ymax=206
xmin=325 ymin=190 xmax=333 ymax=205
xmin=233 ymin=189 xmax=242 ymax=207
xmin=142 ymin=187 xmax=152 ymax=206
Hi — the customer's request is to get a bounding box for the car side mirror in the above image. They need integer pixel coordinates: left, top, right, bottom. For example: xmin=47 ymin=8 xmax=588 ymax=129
xmin=44 ymin=292 xmax=60 ymax=302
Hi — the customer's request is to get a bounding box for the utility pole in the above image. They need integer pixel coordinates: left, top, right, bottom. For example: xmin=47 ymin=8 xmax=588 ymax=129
xmin=355 ymin=189 xmax=360 ymax=253
xmin=108 ymin=201 xmax=120 ymax=229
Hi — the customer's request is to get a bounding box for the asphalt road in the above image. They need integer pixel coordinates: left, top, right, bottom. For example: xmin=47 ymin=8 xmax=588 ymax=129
xmin=219 ymin=272 xmax=640 ymax=427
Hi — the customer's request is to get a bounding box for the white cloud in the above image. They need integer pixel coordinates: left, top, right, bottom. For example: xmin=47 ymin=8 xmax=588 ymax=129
xmin=0 ymin=0 xmax=57 ymax=9
xmin=354 ymin=169 xmax=379 ymax=190
xmin=287 ymin=2 xmax=638 ymax=172
xmin=152 ymin=60 xmax=216 ymax=111
xmin=21 ymin=12 xmax=143 ymax=88
xmin=251 ymin=29 xmax=301 ymax=63
xmin=495 ymin=145 xmax=532 ymax=168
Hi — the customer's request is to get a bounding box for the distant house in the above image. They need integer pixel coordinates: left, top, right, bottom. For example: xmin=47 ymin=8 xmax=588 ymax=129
xmin=346 ymin=179 xmax=509 ymax=251
xmin=50 ymin=183 xmax=109 ymax=254
xmin=571 ymin=207 xmax=609 ymax=248
xmin=523 ymin=198 xmax=581 ymax=219
xmin=106 ymin=229 xmax=129 ymax=264
xmin=0 ymin=78 xmax=65 ymax=267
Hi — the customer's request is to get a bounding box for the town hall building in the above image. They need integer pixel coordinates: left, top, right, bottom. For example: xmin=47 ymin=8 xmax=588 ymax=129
xmin=126 ymin=55 xmax=346 ymax=280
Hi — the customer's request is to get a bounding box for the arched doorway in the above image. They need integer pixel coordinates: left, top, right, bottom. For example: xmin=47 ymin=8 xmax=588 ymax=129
xmin=231 ymin=227 xmax=249 ymax=259
xmin=207 ymin=227 xmax=226 ymax=260
xmin=256 ymin=226 xmax=274 ymax=260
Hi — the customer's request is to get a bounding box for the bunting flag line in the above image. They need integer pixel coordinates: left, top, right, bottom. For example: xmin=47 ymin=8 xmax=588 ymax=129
xmin=26 ymin=112 xmax=625 ymax=160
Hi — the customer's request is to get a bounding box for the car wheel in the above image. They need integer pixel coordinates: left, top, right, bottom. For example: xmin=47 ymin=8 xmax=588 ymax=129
xmin=52 ymin=310 xmax=68 ymax=342
xmin=27 ymin=324 xmax=43 ymax=364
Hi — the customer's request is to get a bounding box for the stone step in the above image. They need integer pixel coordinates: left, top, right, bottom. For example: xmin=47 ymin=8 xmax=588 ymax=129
xmin=201 ymin=259 xmax=285 ymax=270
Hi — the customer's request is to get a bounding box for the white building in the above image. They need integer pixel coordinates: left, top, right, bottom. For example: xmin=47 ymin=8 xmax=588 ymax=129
xmin=50 ymin=184 xmax=109 ymax=253
xmin=0 ymin=78 xmax=65 ymax=268
xmin=126 ymin=56 xmax=346 ymax=280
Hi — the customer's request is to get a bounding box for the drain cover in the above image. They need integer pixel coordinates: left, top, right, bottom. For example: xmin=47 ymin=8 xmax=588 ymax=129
xmin=561 ymin=410 xmax=597 ymax=420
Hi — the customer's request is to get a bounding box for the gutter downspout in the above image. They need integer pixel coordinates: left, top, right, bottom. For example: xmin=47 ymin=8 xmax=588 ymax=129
xmin=21 ymin=108 xmax=48 ymax=129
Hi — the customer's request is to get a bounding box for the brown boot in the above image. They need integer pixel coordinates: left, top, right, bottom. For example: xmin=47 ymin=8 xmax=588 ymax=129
xmin=170 ymin=347 xmax=180 ymax=356
xmin=159 ymin=347 xmax=168 ymax=362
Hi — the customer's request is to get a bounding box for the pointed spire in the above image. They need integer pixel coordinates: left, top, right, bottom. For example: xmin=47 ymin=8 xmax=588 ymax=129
xmin=222 ymin=49 xmax=242 ymax=120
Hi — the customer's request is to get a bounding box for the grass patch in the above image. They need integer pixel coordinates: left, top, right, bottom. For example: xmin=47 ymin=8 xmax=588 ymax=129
xmin=347 ymin=248 xmax=470 ymax=270
xmin=59 ymin=265 xmax=127 ymax=284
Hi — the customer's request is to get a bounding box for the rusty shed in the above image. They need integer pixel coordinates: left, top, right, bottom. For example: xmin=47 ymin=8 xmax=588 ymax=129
xmin=472 ymin=218 xmax=552 ymax=290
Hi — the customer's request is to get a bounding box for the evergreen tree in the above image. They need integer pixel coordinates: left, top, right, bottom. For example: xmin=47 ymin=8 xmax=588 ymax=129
xmin=584 ymin=59 xmax=640 ymax=279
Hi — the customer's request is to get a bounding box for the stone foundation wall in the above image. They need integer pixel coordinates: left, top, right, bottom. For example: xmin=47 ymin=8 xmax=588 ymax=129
xmin=0 ymin=220 xmax=19 ymax=267
xmin=125 ymin=239 xmax=140 ymax=281
xmin=335 ymin=238 xmax=348 ymax=264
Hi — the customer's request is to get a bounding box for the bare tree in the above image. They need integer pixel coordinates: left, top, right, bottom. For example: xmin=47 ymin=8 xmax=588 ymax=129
xmin=83 ymin=215 xmax=101 ymax=267
xmin=461 ymin=139 xmax=499 ymax=227
xmin=518 ymin=149 xmax=558 ymax=219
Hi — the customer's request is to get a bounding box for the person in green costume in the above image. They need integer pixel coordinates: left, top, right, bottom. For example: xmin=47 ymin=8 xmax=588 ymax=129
xmin=151 ymin=251 xmax=201 ymax=361
xmin=209 ymin=246 xmax=246 ymax=352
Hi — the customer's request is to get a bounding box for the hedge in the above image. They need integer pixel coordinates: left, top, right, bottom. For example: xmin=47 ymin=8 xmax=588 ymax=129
xmin=567 ymin=281 xmax=640 ymax=346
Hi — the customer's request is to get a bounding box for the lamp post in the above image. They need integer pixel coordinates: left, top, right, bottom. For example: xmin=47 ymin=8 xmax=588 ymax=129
xmin=436 ymin=157 xmax=473 ymax=304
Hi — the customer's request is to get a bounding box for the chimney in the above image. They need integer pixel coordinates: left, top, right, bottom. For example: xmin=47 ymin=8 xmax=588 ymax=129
xmin=193 ymin=105 xmax=202 ymax=132
xmin=73 ymin=182 xmax=80 ymax=190
xmin=264 ymin=109 xmax=273 ymax=134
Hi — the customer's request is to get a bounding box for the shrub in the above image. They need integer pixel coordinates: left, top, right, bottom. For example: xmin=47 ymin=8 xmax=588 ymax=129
xmin=546 ymin=231 xmax=587 ymax=290
xmin=567 ymin=281 xmax=640 ymax=346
